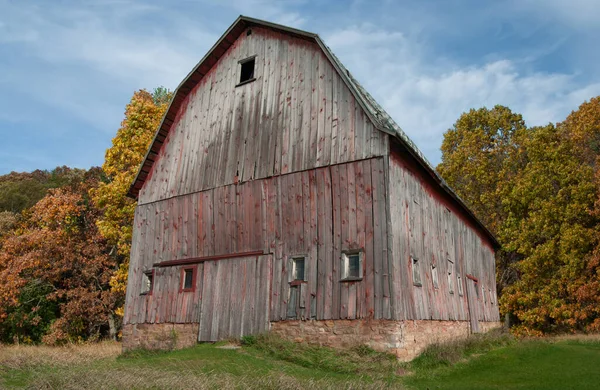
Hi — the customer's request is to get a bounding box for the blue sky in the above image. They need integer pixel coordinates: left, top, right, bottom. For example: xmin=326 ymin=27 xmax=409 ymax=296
xmin=1 ymin=0 xmax=599 ymax=174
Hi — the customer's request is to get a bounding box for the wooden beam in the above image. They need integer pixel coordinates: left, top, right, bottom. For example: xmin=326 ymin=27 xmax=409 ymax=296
xmin=154 ymin=250 xmax=265 ymax=267
xmin=466 ymin=274 xmax=479 ymax=282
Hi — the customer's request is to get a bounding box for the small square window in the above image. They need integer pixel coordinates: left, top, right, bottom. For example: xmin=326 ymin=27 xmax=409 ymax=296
xmin=141 ymin=270 xmax=154 ymax=295
xmin=181 ymin=266 xmax=196 ymax=292
xmin=412 ymin=256 xmax=422 ymax=286
xmin=341 ymin=252 xmax=362 ymax=280
xmin=292 ymin=257 xmax=306 ymax=281
xmin=431 ymin=264 xmax=439 ymax=289
xmin=239 ymin=57 xmax=255 ymax=85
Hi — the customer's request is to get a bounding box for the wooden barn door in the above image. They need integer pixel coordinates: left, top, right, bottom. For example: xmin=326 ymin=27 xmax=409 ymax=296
xmin=198 ymin=255 xmax=272 ymax=341
xmin=466 ymin=278 xmax=481 ymax=333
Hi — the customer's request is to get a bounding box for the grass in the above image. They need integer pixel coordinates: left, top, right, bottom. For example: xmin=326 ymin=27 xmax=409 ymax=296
xmin=0 ymin=337 xmax=401 ymax=389
xmin=1 ymin=332 xmax=600 ymax=389
xmin=404 ymin=333 xmax=600 ymax=390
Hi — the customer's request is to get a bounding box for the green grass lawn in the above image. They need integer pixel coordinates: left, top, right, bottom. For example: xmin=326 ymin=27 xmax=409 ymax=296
xmin=405 ymin=337 xmax=600 ymax=390
xmin=1 ymin=334 xmax=599 ymax=389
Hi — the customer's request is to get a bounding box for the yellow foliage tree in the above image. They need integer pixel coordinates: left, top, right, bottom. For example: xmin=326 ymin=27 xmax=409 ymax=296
xmin=91 ymin=88 xmax=171 ymax=305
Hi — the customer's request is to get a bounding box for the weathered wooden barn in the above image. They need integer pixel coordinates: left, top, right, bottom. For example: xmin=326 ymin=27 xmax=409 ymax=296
xmin=122 ymin=16 xmax=501 ymax=360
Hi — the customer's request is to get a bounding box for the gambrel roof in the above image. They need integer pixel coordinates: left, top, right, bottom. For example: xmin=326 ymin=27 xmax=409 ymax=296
xmin=128 ymin=15 xmax=499 ymax=248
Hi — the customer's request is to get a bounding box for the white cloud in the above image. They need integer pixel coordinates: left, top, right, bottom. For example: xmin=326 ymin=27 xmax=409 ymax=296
xmin=325 ymin=25 xmax=600 ymax=164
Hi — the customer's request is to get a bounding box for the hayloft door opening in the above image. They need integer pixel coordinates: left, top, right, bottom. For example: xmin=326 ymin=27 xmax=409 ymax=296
xmin=466 ymin=277 xmax=481 ymax=333
xmin=198 ymin=255 xmax=272 ymax=341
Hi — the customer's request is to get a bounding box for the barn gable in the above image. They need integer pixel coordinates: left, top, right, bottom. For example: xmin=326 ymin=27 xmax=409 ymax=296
xmin=128 ymin=16 xmax=497 ymax=248
xmin=130 ymin=17 xmax=387 ymax=205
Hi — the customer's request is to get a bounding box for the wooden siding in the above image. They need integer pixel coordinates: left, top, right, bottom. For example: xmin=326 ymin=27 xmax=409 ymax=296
xmin=387 ymin=151 xmax=500 ymax=322
xmin=124 ymin=158 xmax=391 ymax=326
xmin=137 ymin=26 xmax=387 ymax=205
xmin=198 ymin=255 xmax=271 ymax=341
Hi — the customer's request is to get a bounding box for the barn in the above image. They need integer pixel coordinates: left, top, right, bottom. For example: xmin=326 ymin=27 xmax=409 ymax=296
xmin=122 ymin=16 xmax=501 ymax=360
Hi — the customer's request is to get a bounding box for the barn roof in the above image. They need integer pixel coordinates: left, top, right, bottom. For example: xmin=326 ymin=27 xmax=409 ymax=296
xmin=128 ymin=15 xmax=500 ymax=248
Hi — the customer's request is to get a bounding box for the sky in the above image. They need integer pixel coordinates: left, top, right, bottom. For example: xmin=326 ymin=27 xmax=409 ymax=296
xmin=1 ymin=0 xmax=600 ymax=174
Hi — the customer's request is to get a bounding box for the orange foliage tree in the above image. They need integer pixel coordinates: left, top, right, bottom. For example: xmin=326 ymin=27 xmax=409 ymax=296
xmin=0 ymin=169 xmax=118 ymax=343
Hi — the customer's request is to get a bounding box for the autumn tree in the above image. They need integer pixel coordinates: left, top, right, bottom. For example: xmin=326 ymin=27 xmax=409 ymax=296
xmin=500 ymin=124 xmax=598 ymax=335
xmin=91 ymin=88 xmax=171 ymax=302
xmin=439 ymin=98 xmax=600 ymax=334
xmin=437 ymin=105 xmax=528 ymax=291
xmin=0 ymin=169 xmax=118 ymax=343
xmin=0 ymin=167 xmax=86 ymax=214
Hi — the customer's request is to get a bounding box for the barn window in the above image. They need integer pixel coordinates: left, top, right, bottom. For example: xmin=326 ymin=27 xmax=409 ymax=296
xmin=341 ymin=251 xmax=362 ymax=281
xmin=291 ymin=256 xmax=306 ymax=281
xmin=457 ymin=275 xmax=464 ymax=296
xmin=447 ymin=259 xmax=455 ymax=294
xmin=238 ymin=56 xmax=256 ymax=85
xmin=431 ymin=263 xmax=439 ymax=289
xmin=489 ymin=289 xmax=494 ymax=305
xmin=412 ymin=256 xmax=422 ymax=286
xmin=141 ymin=270 xmax=154 ymax=295
xmin=180 ymin=266 xmax=196 ymax=292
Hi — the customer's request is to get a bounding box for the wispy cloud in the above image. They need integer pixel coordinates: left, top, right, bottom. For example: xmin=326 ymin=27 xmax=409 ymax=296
xmin=325 ymin=23 xmax=600 ymax=163
xmin=0 ymin=0 xmax=599 ymax=173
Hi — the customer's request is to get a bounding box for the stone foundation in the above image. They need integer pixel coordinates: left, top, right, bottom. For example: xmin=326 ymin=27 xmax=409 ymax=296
xmin=122 ymin=323 xmax=199 ymax=351
xmin=122 ymin=319 xmax=502 ymax=360
xmin=269 ymin=319 xmax=503 ymax=361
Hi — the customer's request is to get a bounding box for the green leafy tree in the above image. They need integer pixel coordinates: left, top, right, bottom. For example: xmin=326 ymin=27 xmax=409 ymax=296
xmin=500 ymin=124 xmax=597 ymax=335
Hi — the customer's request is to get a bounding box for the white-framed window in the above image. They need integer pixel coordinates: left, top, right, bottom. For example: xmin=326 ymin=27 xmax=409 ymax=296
xmin=431 ymin=263 xmax=439 ymax=289
xmin=457 ymin=275 xmax=464 ymax=296
xmin=412 ymin=256 xmax=422 ymax=286
xmin=141 ymin=270 xmax=154 ymax=295
xmin=291 ymin=256 xmax=306 ymax=281
xmin=447 ymin=258 xmax=455 ymax=294
xmin=341 ymin=251 xmax=363 ymax=281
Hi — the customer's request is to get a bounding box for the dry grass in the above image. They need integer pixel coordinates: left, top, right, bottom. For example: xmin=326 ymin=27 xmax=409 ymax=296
xmin=0 ymin=340 xmax=400 ymax=389
xmin=26 ymin=367 xmax=393 ymax=390
xmin=0 ymin=341 xmax=121 ymax=370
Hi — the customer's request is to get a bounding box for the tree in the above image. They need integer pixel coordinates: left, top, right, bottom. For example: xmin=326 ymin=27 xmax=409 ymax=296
xmin=438 ymin=98 xmax=600 ymax=335
xmin=437 ymin=105 xmax=527 ymax=235
xmin=0 ymin=169 xmax=118 ymax=343
xmin=91 ymin=88 xmax=171 ymax=304
xmin=437 ymin=105 xmax=528 ymax=292
xmin=499 ymin=124 xmax=598 ymax=335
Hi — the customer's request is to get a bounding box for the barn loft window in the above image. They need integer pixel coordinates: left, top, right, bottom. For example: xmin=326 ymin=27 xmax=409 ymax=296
xmin=141 ymin=270 xmax=154 ymax=295
xmin=457 ymin=275 xmax=464 ymax=296
xmin=431 ymin=263 xmax=439 ymax=289
xmin=180 ymin=266 xmax=196 ymax=292
xmin=291 ymin=256 xmax=306 ymax=281
xmin=447 ymin=259 xmax=455 ymax=294
xmin=237 ymin=56 xmax=256 ymax=86
xmin=341 ymin=251 xmax=363 ymax=281
xmin=412 ymin=256 xmax=422 ymax=286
